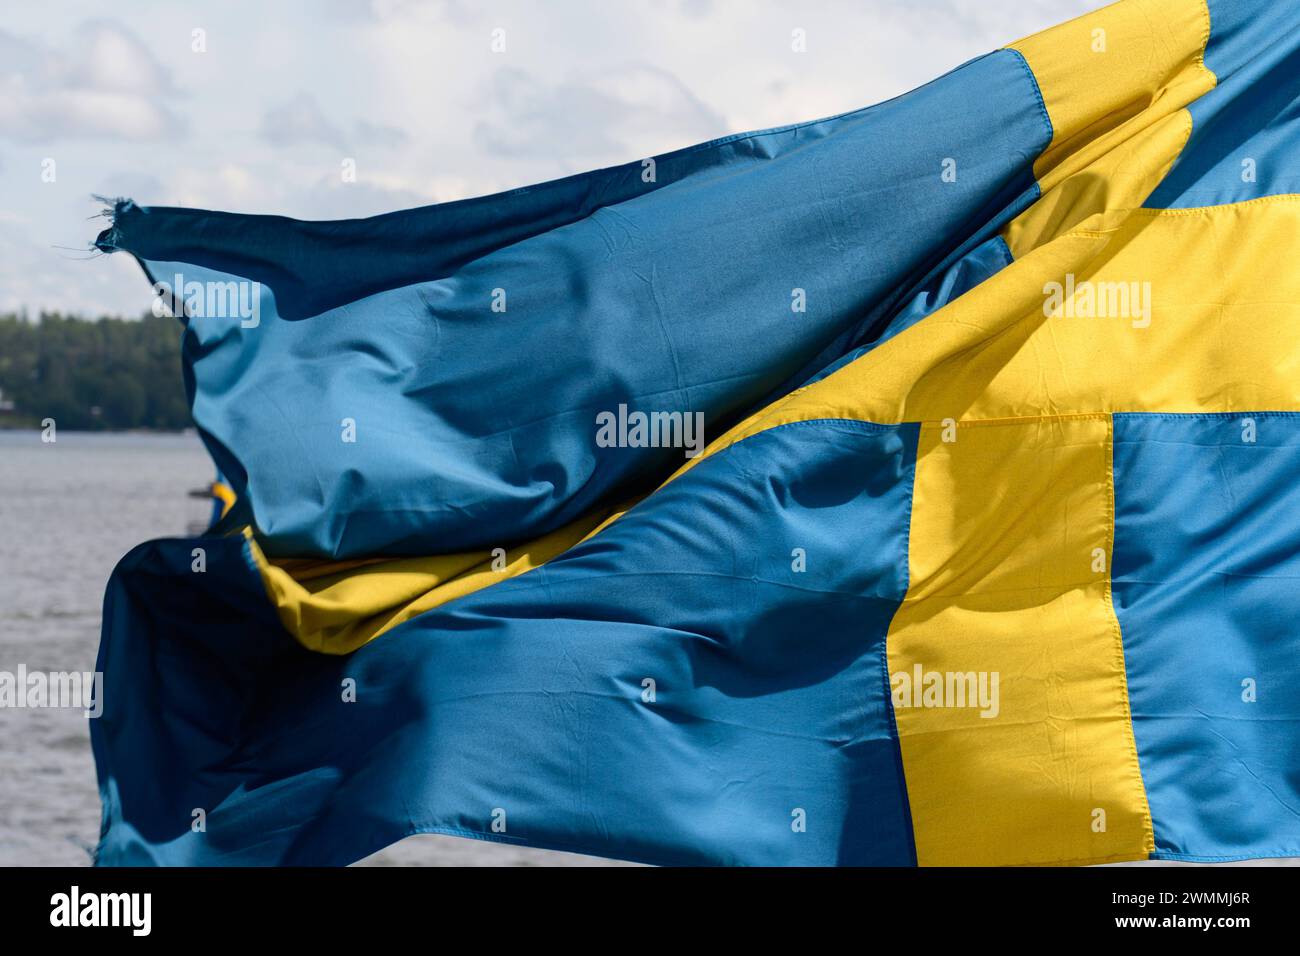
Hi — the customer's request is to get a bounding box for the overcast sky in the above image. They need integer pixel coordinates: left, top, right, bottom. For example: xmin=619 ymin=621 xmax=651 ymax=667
xmin=0 ymin=0 xmax=1102 ymax=317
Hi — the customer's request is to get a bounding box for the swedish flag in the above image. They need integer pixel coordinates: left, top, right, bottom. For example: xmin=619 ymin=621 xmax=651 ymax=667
xmin=93 ymin=0 xmax=1300 ymax=865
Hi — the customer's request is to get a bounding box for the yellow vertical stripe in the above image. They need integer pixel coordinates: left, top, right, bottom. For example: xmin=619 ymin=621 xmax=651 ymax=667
xmin=887 ymin=416 xmax=1152 ymax=865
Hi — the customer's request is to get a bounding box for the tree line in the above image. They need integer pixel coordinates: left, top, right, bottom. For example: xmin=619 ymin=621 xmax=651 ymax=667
xmin=0 ymin=313 xmax=192 ymax=431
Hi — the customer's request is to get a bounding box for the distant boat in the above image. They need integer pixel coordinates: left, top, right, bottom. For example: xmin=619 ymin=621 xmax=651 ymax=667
xmin=185 ymin=478 xmax=236 ymax=535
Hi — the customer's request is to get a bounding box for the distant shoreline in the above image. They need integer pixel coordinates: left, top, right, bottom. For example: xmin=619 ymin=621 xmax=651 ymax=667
xmin=1 ymin=313 xmax=192 ymax=431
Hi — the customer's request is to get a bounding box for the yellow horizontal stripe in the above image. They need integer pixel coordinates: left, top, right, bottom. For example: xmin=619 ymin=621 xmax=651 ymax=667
xmin=247 ymin=1 xmax=1273 ymax=664
xmin=253 ymin=196 xmax=1300 ymax=654
xmin=678 ymin=197 xmax=1300 ymax=442
xmin=251 ymin=503 xmax=624 ymax=654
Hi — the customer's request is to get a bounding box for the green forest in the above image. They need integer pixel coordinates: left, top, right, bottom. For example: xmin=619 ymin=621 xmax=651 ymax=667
xmin=0 ymin=313 xmax=192 ymax=431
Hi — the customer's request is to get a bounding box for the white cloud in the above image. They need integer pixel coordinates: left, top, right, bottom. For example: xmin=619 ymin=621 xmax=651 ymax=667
xmin=60 ymin=19 xmax=178 ymax=96
xmin=472 ymin=63 xmax=725 ymax=168
xmin=354 ymin=119 xmax=410 ymax=149
xmin=259 ymin=92 xmax=348 ymax=149
xmin=0 ymin=21 xmax=181 ymax=143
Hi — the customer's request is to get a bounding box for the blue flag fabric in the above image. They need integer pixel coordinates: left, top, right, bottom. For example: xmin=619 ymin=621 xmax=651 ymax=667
xmin=91 ymin=0 xmax=1300 ymax=866
xmin=96 ymin=49 xmax=1045 ymax=560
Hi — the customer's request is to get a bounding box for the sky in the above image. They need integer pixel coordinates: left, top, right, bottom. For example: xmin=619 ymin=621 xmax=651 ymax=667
xmin=0 ymin=0 xmax=1102 ymax=318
